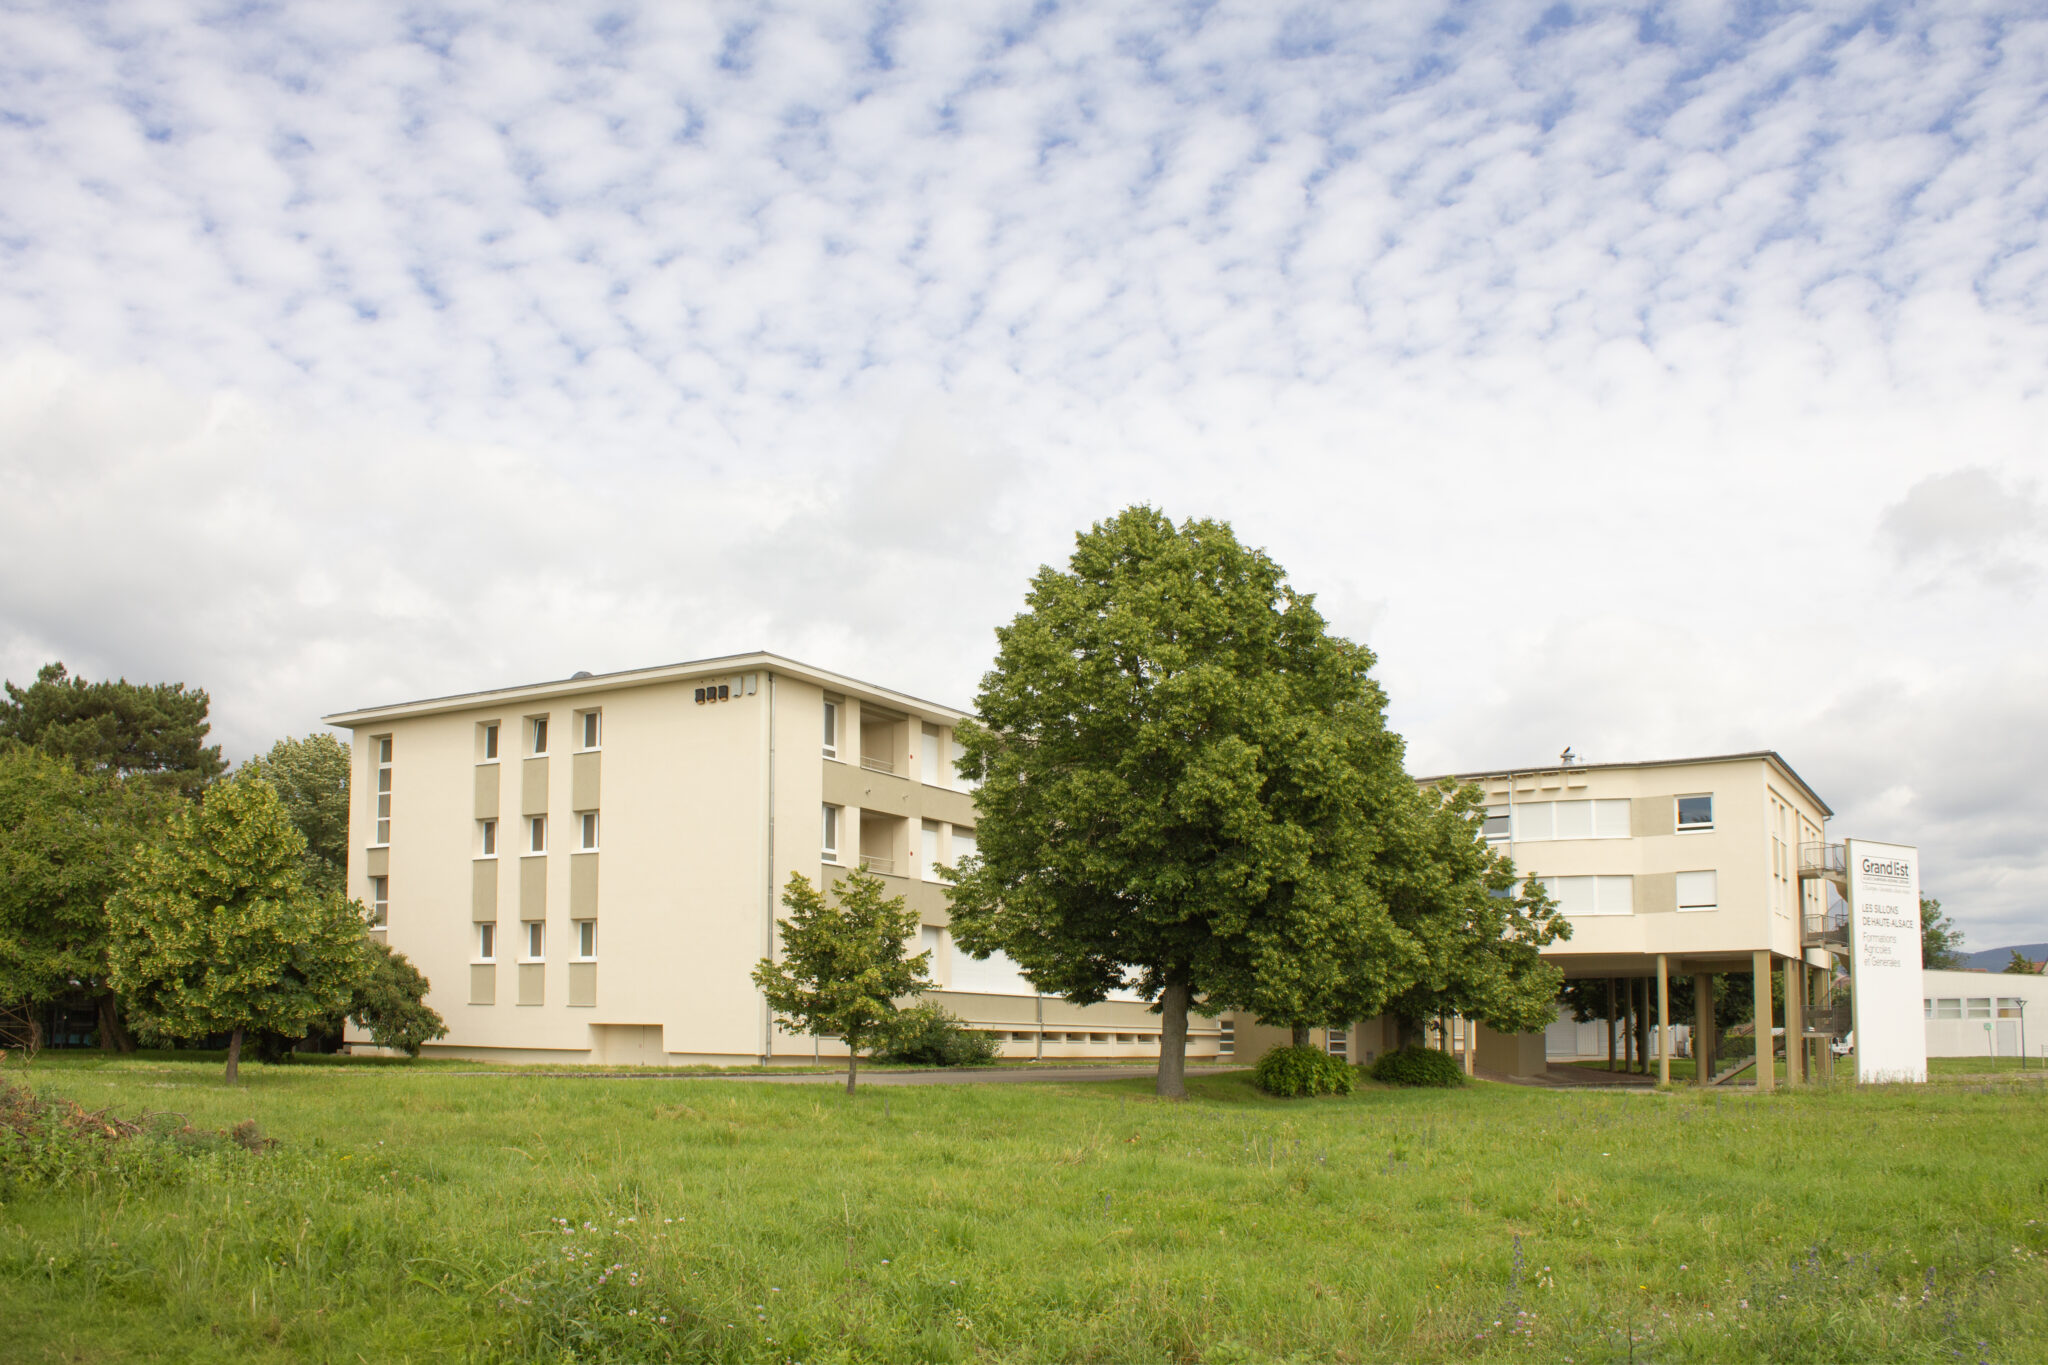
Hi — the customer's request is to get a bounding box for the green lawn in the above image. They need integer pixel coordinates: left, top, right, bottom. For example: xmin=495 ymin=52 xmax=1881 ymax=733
xmin=5 ymin=1054 xmax=2046 ymax=1363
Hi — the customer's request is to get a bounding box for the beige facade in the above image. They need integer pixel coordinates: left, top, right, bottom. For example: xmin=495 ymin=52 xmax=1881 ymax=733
xmin=326 ymin=653 xmax=1222 ymax=1065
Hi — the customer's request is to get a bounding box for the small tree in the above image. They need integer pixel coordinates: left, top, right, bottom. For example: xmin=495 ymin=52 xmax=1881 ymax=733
xmin=1920 ymin=896 xmax=1965 ymax=971
xmin=752 ymin=869 xmax=931 ymax=1094
xmin=107 ymin=774 xmax=368 ymax=1082
xmin=347 ymin=940 xmax=449 ymax=1056
xmin=2002 ymin=950 xmax=2042 ymax=976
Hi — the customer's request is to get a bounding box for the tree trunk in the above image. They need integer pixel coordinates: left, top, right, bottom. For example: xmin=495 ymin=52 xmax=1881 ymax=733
xmin=1394 ymin=1015 xmax=1424 ymax=1050
xmin=1290 ymin=1024 xmax=1310 ymax=1049
xmin=1155 ymin=978 xmax=1191 ymax=1099
xmin=26 ymin=1014 xmax=43 ymax=1057
xmin=845 ymin=1048 xmax=858 ymax=1096
xmin=225 ymin=1026 xmax=244 ymax=1084
xmin=97 ymin=995 xmax=136 ymax=1053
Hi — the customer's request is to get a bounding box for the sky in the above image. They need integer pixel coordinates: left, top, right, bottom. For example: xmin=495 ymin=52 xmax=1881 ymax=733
xmin=1 ymin=1 xmax=2044 ymax=948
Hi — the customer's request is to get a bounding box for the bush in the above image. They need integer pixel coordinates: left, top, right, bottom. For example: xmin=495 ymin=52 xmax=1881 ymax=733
xmin=1368 ymin=1046 xmax=1465 ymax=1087
xmin=0 ymin=1075 xmax=272 ymax=1197
xmin=1251 ymin=1046 xmax=1357 ymax=1098
xmin=877 ymin=1005 xmax=1003 ymax=1067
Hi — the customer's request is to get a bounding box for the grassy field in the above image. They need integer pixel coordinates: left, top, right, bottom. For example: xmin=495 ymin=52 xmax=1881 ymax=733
xmin=5 ymin=1055 xmax=2046 ymax=1363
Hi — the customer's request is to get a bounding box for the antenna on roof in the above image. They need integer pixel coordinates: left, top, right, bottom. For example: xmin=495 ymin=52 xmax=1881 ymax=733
xmin=1560 ymin=746 xmax=1576 ymax=766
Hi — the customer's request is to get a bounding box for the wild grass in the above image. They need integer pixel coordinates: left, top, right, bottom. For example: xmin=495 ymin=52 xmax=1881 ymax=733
xmin=3 ymin=1053 xmax=2045 ymax=1363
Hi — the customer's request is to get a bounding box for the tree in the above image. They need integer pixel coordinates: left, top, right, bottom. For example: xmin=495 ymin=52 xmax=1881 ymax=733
xmin=1921 ymin=896 xmax=1965 ymax=971
xmin=751 ymin=869 xmax=931 ymax=1094
xmin=0 ymin=743 xmax=177 ymax=1051
xmin=107 ymin=774 xmax=368 ymax=1082
xmin=345 ymin=941 xmax=449 ymax=1056
xmin=946 ymin=507 xmax=1433 ymax=1099
xmin=1380 ymin=784 xmax=1570 ymax=1047
xmin=1 ymin=663 xmax=226 ymax=799
xmin=242 ymin=733 xmax=352 ymax=896
xmin=2003 ymin=950 xmax=2042 ymax=976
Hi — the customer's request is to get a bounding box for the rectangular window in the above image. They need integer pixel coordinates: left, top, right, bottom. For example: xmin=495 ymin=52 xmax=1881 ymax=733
xmin=479 ymin=819 xmax=497 ymax=857
xmin=822 ymin=702 xmax=838 ymax=758
xmin=576 ymin=921 xmax=596 ymax=959
xmin=531 ymin=716 xmax=549 ymax=755
xmin=580 ymin=812 xmax=599 ymax=850
xmin=1936 ymin=998 xmax=1962 ymax=1019
xmin=1998 ymin=998 xmax=2023 ymax=1018
xmin=1510 ymin=799 xmax=1629 ymax=842
xmin=374 ymin=738 xmax=393 ymax=845
xmin=477 ymin=922 xmax=496 ymax=961
xmin=1677 ymin=794 xmax=1714 ymax=830
xmin=1967 ymin=998 xmax=1992 ymax=1019
xmin=1676 ymin=870 xmax=1718 ymax=912
xmin=1326 ymin=1027 xmax=1349 ymax=1057
xmin=950 ymin=826 xmax=977 ymax=865
xmin=483 ymin=723 xmax=499 ymax=761
xmin=525 ymin=922 xmax=544 ymax=960
xmin=919 ymin=924 xmax=943 ymax=964
xmin=1592 ymin=799 xmax=1630 ymax=838
xmin=921 ymin=723 xmax=941 ymax=785
xmin=1482 ymin=805 xmax=1510 ymax=840
xmin=921 ymin=822 xmax=941 ymax=880
xmin=1219 ymin=1020 xmax=1235 ymax=1054
xmin=1924 ymin=998 xmax=1934 ymax=1019
xmin=1513 ymin=802 xmax=1553 ymax=841
xmin=529 ymin=815 xmax=547 ymax=854
xmin=369 ymin=875 xmax=388 ymax=927
xmin=821 ymin=804 xmax=839 ymax=861
xmin=1540 ymin=875 xmax=1634 ymax=916
xmin=580 ymin=710 xmax=601 ymax=749
xmin=1553 ymin=799 xmax=1594 ymax=840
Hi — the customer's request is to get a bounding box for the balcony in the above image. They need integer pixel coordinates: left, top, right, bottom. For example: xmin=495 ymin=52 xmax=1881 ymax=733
xmin=860 ymin=753 xmax=894 ymax=774
xmin=858 ymin=853 xmax=896 ymax=874
xmin=1798 ymin=842 xmax=1847 ymax=887
xmin=1802 ymin=901 xmax=1850 ymax=949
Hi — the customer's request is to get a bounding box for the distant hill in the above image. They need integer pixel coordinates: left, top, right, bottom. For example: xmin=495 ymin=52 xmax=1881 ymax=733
xmin=1961 ymin=943 xmax=2048 ymax=972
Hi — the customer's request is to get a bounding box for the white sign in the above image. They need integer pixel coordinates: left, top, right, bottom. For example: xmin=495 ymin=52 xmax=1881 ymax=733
xmin=1846 ymin=839 xmax=1927 ymax=1084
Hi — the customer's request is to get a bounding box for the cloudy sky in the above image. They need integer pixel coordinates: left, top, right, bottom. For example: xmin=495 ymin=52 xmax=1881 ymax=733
xmin=2 ymin=2 xmax=2044 ymax=946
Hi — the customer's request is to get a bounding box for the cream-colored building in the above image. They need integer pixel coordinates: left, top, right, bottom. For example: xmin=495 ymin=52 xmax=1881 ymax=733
xmin=325 ymin=653 xmax=1223 ymax=1065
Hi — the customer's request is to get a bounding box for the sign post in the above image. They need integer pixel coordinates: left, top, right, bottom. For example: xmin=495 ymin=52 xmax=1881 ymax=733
xmin=1846 ymin=839 xmax=1927 ymax=1084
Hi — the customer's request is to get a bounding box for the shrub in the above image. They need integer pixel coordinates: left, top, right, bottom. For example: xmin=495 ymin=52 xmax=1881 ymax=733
xmin=1368 ymin=1046 xmax=1465 ymax=1087
xmin=877 ymin=1005 xmax=1003 ymax=1067
xmin=0 ymin=1075 xmax=272 ymax=1197
xmin=1251 ymin=1045 xmax=1357 ymax=1098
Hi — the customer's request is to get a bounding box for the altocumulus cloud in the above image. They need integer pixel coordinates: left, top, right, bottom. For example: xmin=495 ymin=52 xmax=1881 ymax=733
xmin=1 ymin=2 xmax=2045 ymax=943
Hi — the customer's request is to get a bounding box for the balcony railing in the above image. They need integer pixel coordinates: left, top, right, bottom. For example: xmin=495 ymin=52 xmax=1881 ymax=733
xmin=1798 ymin=842 xmax=1847 ymax=881
xmin=860 ymin=754 xmax=894 ymax=774
xmin=858 ymin=853 xmax=895 ymax=875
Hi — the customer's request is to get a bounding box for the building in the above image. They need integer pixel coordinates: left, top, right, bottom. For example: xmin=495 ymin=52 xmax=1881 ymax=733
xmin=324 ymin=653 xmax=1224 ymax=1065
xmin=1921 ymin=968 xmax=2045 ymax=1063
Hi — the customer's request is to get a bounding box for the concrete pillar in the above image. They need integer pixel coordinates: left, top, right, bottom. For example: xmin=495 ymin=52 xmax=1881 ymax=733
xmin=1606 ymin=979 xmax=1617 ymax=1071
xmin=1622 ymin=981 xmax=1634 ymax=1071
xmin=1635 ymin=979 xmax=1650 ymax=1074
xmin=1693 ymin=973 xmax=1715 ymax=1086
xmin=1752 ymin=950 xmax=1776 ymax=1092
xmin=1782 ymin=954 xmax=1806 ymax=1087
xmin=1656 ymin=955 xmax=1671 ymax=1087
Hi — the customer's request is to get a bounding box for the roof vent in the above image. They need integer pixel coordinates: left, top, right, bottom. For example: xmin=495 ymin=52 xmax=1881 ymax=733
xmin=571 ymin=670 xmax=594 ymax=680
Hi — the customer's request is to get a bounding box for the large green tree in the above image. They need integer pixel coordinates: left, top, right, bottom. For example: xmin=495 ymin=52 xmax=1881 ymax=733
xmin=946 ymin=507 xmax=1434 ymax=1098
xmin=242 ymin=733 xmax=352 ymax=896
xmin=2 ymin=662 xmax=225 ymax=798
xmin=1380 ymin=783 xmax=1569 ymax=1047
xmin=107 ymin=774 xmax=368 ymax=1081
xmin=1920 ymin=896 xmax=1965 ymax=971
xmin=752 ymin=869 xmax=931 ymax=1094
xmin=0 ymin=742 xmax=177 ymax=1050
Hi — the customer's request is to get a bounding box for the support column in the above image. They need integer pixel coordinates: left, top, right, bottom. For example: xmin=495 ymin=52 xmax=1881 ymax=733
xmin=1606 ymin=979 xmax=1617 ymax=1071
xmin=1752 ymin=950 xmax=1776 ymax=1092
xmin=1782 ymin=954 xmax=1806 ymax=1087
xmin=1623 ymin=981 xmax=1634 ymax=1071
xmin=1635 ymin=979 xmax=1650 ymax=1074
xmin=1656 ymin=955 xmax=1671 ymax=1086
xmin=1693 ymin=973 xmax=1715 ymax=1086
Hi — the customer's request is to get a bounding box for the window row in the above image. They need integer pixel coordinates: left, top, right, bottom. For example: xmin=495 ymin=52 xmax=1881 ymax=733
xmin=1535 ymin=870 xmax=1719 ymax=916
xmin=1925 ymin=997 xmax=2026 ymax=1019
xmin=475 ymin=920 xmax=597 ymax=963
xmin=477 ymin=814 xmax=599 ymax=856
xmin=1482 ymin=793 xmax=1715 ymax=843
xmin=476 ymin=709 xmax=601 ymax=762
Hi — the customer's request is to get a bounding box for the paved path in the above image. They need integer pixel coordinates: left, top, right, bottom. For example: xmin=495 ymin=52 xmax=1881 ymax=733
xmin=445 ymin=1064 xmax=1248 ymax=1086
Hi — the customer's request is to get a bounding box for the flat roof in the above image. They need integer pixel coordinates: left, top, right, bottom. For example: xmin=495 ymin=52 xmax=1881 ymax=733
xmin=1415 ymin=750 xmax=1833 ymax=819
xmin=322 ymin=651 xmax=973 ymax=728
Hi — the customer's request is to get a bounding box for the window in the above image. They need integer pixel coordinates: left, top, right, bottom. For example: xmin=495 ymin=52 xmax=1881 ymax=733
xmin=1511 ymin=800 xmax=1630 ymax=842
xmin=821 ymin=804 xmax=839 ymax=861
xmin=528 ymin=815 xmax=547 ymax=854
xmin=919 ymin=925 xmax=943 ymax=974
xmin=1998 ymin=998 xmax=2024 ymax=1018
xmin=1676 ymin=870 xmax=1718 ymax=912
xmin=374 ymin=737 xmax=393 ymax=844
xmin=531 ymin=716 xmax=549 ymax=755
xmin=479 ymin=819 xmax=497 ymax=857
xmin=951 ymin=826 xmax=977 ymax=866
xmin=580 ymin=812 xmax=599 ymax=850
xmin=1936 ymin=998 xmax=1962 ymax=1019
xmin=1967 ymin=998 xmax=1992 ymax=1019
xmin=477 ymin=922 xmax=496 ymax=961
xmin=921 ymin=723 xmax=941 ymax=785
xmin=524 ymin=922 xmax=544 ymax=960
xmin=1218 ymin=1021 xmax=1235 ymax=1054
xmin=1326 ymin=1027 xmax=1348 ymax=1057
xmin=575 ymin=921 xmax=596 ymax=959
xmin=1924 ymin=998 xmax=1934 ymax=1019
xmin=921 ymin=821 xmax=941 ymax=880
xmin=580 ymin=710 xmax=601 ymax=749
xmin=1539 ymin=874 xmax=1635 ymax=916
xmin=1482 ymin=805 xmax=1510 ymax=841
xmin=822 ymin=702 xmax=838 ymax=758
xmin=1677 ymin=794 xmax=1714 ymax=830
xmin=483 ymin=723 xmax=499 ymax=761
xmin=369 ymin=875 xmax=388 ymax=927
